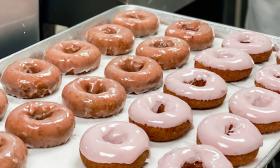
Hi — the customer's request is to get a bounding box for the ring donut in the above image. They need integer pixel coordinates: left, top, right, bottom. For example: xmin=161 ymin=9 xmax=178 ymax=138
xmin=86 ymin=24 xmax=134 ymax=55
xmin=222 ymin=31 xmax=273 ymax=63
xmin=136 ymin=36 xmax=190 ymax=70
xmin=62 ymin=76 xmax=126 ymax=118
xmin=164 ymin=68 xmax=227 ymax=109
xmin=0 ymin=132 xmax=27 ymax=168
xmin=45 ymin=40 xmax=101 ymax=74
xmin=5 ymin=101 xmax=75 ymax=148
xmin=0 ymin=89 xmax=8 ymax=119
xmin=197 ymin=113 xmax=263 ymax=166
xmin=105 ymin=55 xmax=163 ymax=94
xmin=1 ymin=58 xmax=61 ymax=98
xmin=112 ymin=10 xmax=159 ymax=37
xmin=165 ymin=20 xmax=214 ymax=50
xmin=80 ymin=121 xmax=149 ymax=168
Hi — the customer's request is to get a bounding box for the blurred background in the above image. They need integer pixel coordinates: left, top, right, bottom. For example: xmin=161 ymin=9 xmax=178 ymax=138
xmin=0 ymin=0 xmax=279 ymax=167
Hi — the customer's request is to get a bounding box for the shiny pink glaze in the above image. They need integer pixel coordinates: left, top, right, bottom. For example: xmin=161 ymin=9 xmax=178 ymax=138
xmin=255 ymin=64 xmax=280 ymax=92
xmin=165 ymin=68 xmax=227 ymax=100
xmin=195 ymin=48 xmax=254 ymax=71
xmin=222 ymin=31 xmax=272 ymax=54
xmin=197 ymin=113 xmax=263 ymax=155
xmin=45 ymin=40 xmax=101 ymax=74
xmin=0 ymin=132 xmax=27 ymax=168
xmin=229 ymin=87 xmax=280 ymax=124
xmin=0 ymin=89 xmax=8 ymax=119
xmin=80 ymin=121 xmax=149 ymax=164
xmin=128 ymin=92 xmax=192 ymax=128
xmin=158 ymin=145 xmax=233 ymax=168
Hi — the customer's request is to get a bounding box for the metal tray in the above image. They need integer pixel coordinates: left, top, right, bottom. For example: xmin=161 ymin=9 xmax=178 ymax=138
xmin=0 ymin=5 xmax=279 ymax=168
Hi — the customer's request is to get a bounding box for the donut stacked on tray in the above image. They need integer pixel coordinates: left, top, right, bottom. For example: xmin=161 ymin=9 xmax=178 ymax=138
xmin=0 ymin=7 xmax=279 ymax=168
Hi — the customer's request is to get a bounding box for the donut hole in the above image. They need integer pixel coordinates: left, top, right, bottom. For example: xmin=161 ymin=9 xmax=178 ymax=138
xmin=28 ymin=108 xmax=53 ymax=120
xmin=21 ymin=63 xmax=42 ymax=74
xmin=152 ymin=40 xmax=175 ymax=48
xmin=120 ymin=59 xmax=145 ymax=72
xmin=84 ymin=81 xmax=106 ymax=94
xmin=62 ymin=43 xmax=81 ymax=53
xmin=102 ymin=130 xmax=127 ymax=144
xmin=273 ymin=74 xmax=280 ymax=78
xmin=178 ymin=21 xmax=200 ymax=31
xmin=185 ymin=79 xmax=206 ymax=87
xmin=126 ymin=13 xmax=145 ymax=20
xmin=250 ymin=95 xmax=272 ymax=107
xmin=152 ymin=103 xmax=165 ymax=113
xmin=182 ymin=161 xmax=203 ymax=168
xmin=102 ymin=27 xmax=117 ymax=34
xmin=240 ymin=36 xmax=251 ymax=44
xmin=225 ymin=124 xmax=235 ymax=136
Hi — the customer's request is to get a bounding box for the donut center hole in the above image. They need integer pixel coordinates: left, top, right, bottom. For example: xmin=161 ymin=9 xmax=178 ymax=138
xmin=250 ymin=95 xmax=272 ymax=107
xmin=179 ymin=21 xmax=200 ymax=31
xmin=152 ymin=104 xmax=165 ymax=113
xmin=185 ymin=79 xmax=206 ymax=87
xmin=225 ymin=124 xmax=235 ymax=136
xmin=29 ymin=108 xmax=53 ymax=120
xmin=152 ymin=40 xmax=175 ymax=48
xmin=62 ymin=43 xmax=81 ymax=53
xmin=103 ymin=130 xmax=127 ymax=144
xmin=120 ymin=59 xmax=144 ymax=72
xmin=85 ymin=81 xmax=106 ymax=94
xmin=182 ymin=161 xmax=203 ymax=168
xmin=102 ymin=27 xmax=117 ymax=34
xmin=274 ymin=74 xmax=280 ymax=78
xmin=126 ymin=13 xmax=145 ymax=20
xmin=21 ymin=63 xmax=42 ymax=74
xmin=240 ymin=36 xmax=251 ymax=44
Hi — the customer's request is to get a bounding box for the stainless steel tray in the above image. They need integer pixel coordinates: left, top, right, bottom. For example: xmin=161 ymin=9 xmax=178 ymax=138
xmin=1 ymin=5 xmax=279 ymax=168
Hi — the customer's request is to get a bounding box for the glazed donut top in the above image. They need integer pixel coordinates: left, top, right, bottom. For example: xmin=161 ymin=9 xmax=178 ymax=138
xmin=158 ymin=145 xmax=233 ymax=168
xmin=166 ymin=20 xmax=214 ymax=39
xmin=229 ymin=87 xmax=280 ymax=124
xmin=80 ymin=121 xmax=149 ymax=164
xmin=255 ymin=64 xmax=280 ymax=91
xmin=222 ymin=31 xmax=273 ymax=54
xmin=195 ymin=48 xmax=254 ymax=71
xmin=197 ymin=113 xmax=263 ymax=155
xmin=128 ymin=92 xmax=192 ymax=128
xmin=45 ymin=40 xmax=101 ymax=74
xmin=165 ymin=68 xmax=227 ymax=100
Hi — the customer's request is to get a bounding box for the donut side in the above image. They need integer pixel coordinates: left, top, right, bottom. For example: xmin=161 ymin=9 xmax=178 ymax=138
xmin=197 ymin=138 xmax=259 ymax=167
xmin=195 ymin=61 xmax=252 ymax=82
xmin=255 ymin=82 xmax=280 ymax=94
xmin=129 ymin=118 xmax=191 ymax=142
xmin=249 ymin=49 xmax=272 ymax=64
xmin=163 ymin=86 xmax=226 ymax=109
xmin=80 ymin=150 xmax=149 ymax=168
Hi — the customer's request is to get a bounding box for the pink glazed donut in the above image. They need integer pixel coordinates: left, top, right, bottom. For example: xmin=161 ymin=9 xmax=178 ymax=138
xmin=45 ymin=40 xmax=101 ymax=75
xmin=164 ymin=68 xmax=227 ymax=109
xmin=229 ymin=87 xmax=280 ymax=134
xmin=79 ymin=121 xmax=149 ymax=168
xmin=128 ymin=92 xmax=192 ymax=142
xmin=197 ymin=113 xmax=263 ymax=167
xmin=158 ymin=145 xmax=233 ymax=168
xmin=0 ymin=89 xmax=8 ymax=119
xmin=222 ymin=31 xmax=273 ymax=63
xmin=194 ymin=48 xmax=254 ymax=82
xmin=255 ymin=64 xmax=280 ymax=94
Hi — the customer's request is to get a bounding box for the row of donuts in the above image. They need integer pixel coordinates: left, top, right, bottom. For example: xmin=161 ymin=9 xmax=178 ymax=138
xmin=0 ymin=9 xmax=280 ymax=168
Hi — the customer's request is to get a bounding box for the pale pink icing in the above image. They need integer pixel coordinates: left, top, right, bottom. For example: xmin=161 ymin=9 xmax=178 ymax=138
xmin=255 ymin=64 xmax=280 ymax=92
xmin=79 ymin=121 xmax=149 ymax=164
xmin=222 ymin=31 xmax=272 ymax=54
xmin=158 ymin=145 xmax=233 ymax=168
xmin=195 ymin=48 xmax=254 ymax=70
xmin=197 ymin=113 xmax=263 ymax=155
xmin=229 ymin=87 xmax=280 ymax=124
xmin=164 ymin=68 xmax=227 ymax=100
xmin=128 ymin=92 xmax=192 ymax=128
